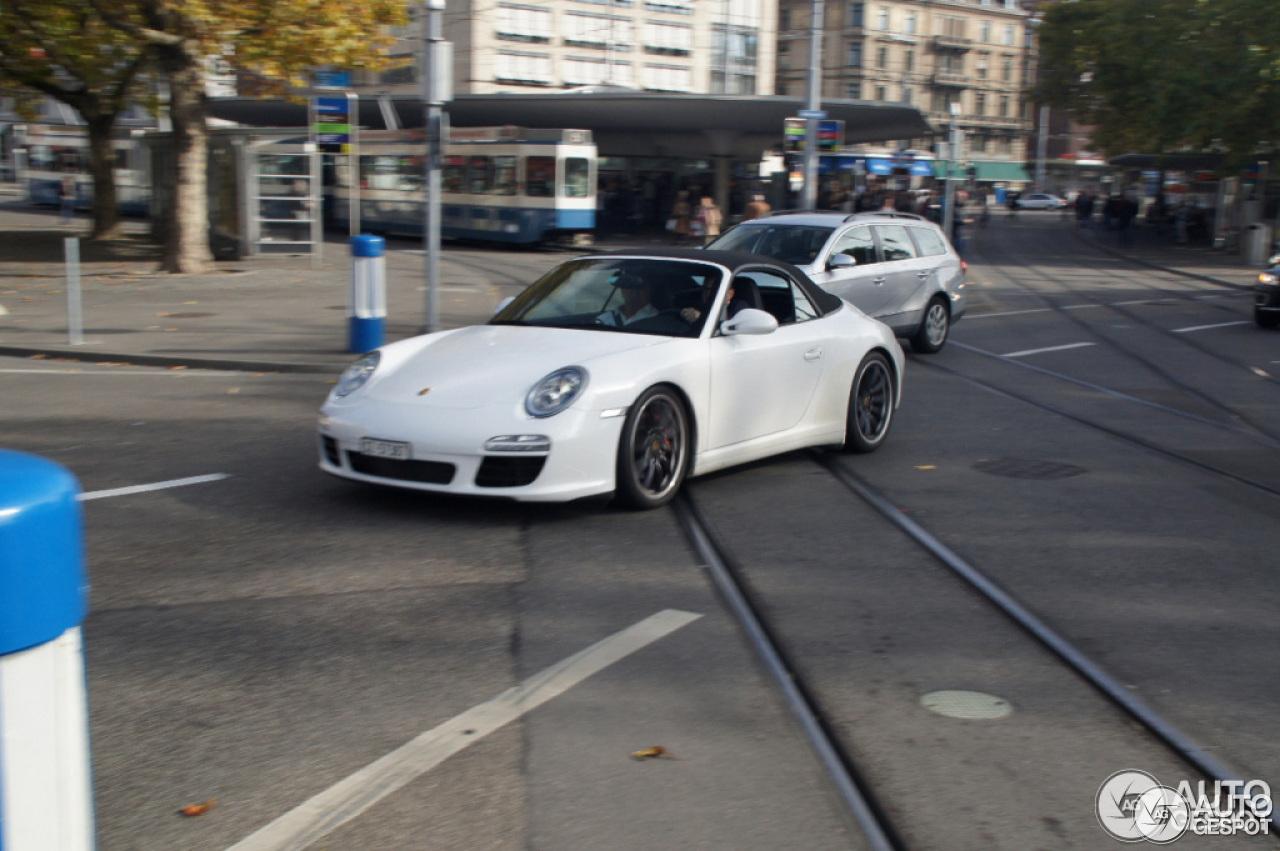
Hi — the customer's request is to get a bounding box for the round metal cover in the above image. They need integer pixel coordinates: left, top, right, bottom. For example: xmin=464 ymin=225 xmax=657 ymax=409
xmin=920 ymin=690 xmax=1013 ymax=720
xmin=973 ymin=457 xmax=1086 ymax=480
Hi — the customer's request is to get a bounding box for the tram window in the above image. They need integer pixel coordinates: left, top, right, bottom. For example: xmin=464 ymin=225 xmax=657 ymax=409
xmin=493 ymin=155 xmax=517 ymax=196
xmin=468 ymin=156 xmax=493 ymax=194
xmin=443 ymin=155 xmax=467 ymax=193
xmin=564 ymin=158 xmax=590 ymax=198
xmin=526 ymin=156 xmax=555 ymax=197
xmin=398 ymin=156 xmax=425 ymax=191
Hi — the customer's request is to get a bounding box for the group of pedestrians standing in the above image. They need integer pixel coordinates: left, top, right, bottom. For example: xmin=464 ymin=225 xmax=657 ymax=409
xmin=667 ymin=191 xmax=728 ymax=245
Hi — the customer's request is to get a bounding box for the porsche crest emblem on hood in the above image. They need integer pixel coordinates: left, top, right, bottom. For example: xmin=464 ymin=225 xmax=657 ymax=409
xmin=418 ymin=387 xmax=432 ymax=396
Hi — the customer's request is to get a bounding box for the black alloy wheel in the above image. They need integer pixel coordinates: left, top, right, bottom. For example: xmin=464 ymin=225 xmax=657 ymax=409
xmin=910 ymin=296 xmax=950 ymax=353
xmin=615 ymin=385 xmax=690 ymax=509
xmin=844 ymin=352 xmax=894 ymax=453
xmin=1256 ymin=307 xmax=1280 ymax=329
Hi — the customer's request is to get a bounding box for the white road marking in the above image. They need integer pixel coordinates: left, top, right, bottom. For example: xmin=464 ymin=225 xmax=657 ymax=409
xmin=1171 ymin=321 xmax=1251 ymax=334
xmin=78 ymin=473 xmax=229 ymax=501
xmin=226 ymin=608 xmax=704 ymax=851
xmin=1000 ymin=342 xmax=1096 ymax=359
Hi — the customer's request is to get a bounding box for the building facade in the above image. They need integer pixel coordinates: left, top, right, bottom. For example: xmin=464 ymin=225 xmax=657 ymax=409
xmin=358 ymin=0 xmax=778 ymax=97
xmin=775 ymin=0 xmax=1033 ymax=181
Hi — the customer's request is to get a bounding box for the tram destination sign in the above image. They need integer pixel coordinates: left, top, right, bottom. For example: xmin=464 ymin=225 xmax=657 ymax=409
xmin=312 ymin=93 xmax=357 ymax=154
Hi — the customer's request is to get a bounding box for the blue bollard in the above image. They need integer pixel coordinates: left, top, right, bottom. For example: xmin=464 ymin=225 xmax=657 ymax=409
xmin=349 ymin=234 xmax=387 ymax=354
xmin=0 ymin=450 xmax=94 ymax=850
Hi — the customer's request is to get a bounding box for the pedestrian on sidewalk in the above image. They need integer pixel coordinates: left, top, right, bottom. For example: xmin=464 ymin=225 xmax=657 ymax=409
xmin=694 ymin=195 xmax=723 ymax=246
xmin=59 ymin=175 xmax=76 ymax=225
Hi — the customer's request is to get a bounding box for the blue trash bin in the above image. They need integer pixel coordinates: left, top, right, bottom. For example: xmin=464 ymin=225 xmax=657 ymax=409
xmin=0 ymin=450 xmax=94 ymax=849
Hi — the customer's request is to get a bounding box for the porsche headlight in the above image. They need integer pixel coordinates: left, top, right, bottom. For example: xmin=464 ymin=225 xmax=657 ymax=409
xmin=333 ymin=351 xmax=381 ymax=398
xmin=1260 ymin=272 xmax=1279 ymax=286
xmin=525 ymin=367 xmax=587 ymax=418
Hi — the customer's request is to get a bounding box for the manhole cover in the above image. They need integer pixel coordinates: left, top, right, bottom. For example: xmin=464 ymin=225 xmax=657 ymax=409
xmin=921 ymin=690 xmax=1013 ymax=720
xmin=973 ymin=457 xmax=1086 ymax=480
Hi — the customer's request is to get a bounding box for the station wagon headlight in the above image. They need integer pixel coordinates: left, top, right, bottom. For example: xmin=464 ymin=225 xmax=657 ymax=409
xmin=525 ymin=367 xmax=587 ymax=418
xmin=333 ymin=351 xmax=380 ymax=397
xmin=1261 ymin=272 xmax=1279 ymax=285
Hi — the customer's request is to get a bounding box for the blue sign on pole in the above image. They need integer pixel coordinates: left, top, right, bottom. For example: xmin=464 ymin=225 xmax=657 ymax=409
xmin=798 ymin=109 xmax=827 ymax=120
xmin=313 ymin=94 xmax=355 ymax=153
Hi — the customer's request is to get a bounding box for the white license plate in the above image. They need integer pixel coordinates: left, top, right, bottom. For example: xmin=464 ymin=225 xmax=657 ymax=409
xmin=360 ymin=438 xmax=411 ymax=460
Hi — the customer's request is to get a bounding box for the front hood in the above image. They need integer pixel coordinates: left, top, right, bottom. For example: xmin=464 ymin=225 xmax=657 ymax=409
xmin=365 ymin=325 xmax=668 ymax=409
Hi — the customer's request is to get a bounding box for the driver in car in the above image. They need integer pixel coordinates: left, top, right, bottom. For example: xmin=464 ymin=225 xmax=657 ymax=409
xmin=598 ymin=272 xmax=660 ymax=326
xmin=680 ymin=280 xmax=748 ymax=325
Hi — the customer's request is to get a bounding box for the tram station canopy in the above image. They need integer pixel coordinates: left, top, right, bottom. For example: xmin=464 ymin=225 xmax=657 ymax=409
xmin=207 ymin=91 xmax=932 ymax=161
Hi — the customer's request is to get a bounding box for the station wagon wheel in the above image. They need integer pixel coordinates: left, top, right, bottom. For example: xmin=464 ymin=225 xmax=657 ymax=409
xmin=616 ymin=386 xmax=690 ymax=509
xmin=910 ymin=296 xmax=950 ymax=354
xmin=844 ymin=352 xmax=894 ymax=453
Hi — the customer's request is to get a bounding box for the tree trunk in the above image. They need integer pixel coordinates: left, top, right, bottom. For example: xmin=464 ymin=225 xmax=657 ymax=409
xmin=157 ymin=43 xmax=213 ymax=274
xmin=85 ymin=115 xmax=123 ymax=240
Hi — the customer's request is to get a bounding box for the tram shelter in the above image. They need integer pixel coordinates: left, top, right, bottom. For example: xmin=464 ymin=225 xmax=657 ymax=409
xmin=207 ymin=90 xmax=930 ymax=224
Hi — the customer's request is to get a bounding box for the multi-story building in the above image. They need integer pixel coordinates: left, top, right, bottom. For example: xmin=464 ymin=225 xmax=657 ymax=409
xmin=775 ymin=0 xmax=1034 ymax=183
xmin=361 ymin=0 xmax=778 ymax=97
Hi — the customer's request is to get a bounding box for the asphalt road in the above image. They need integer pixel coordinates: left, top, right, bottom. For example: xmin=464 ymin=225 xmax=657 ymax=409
xmin=3 ymin=213 xmax=1278 ymax=850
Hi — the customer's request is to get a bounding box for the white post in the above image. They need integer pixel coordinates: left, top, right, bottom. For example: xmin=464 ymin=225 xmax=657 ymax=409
xmin=1035 ymin=104 xmax=1049 ymax=191
xmin=63 ymin=237 xmax=83 ymax=346
xmin=801 ymin=0 xmax=825 ymax=210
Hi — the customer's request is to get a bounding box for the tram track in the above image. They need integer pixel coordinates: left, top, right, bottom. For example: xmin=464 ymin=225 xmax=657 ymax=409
xmin=967 ymin=223 xmax=1280 ymax=444
xmin=673 ymin=450 xmax=1280 ymax=848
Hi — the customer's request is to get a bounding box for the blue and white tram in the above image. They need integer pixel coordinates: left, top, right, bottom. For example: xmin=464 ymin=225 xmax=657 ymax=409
xmin=329 ymin=127 xmax=596 ymax=244
xmin=13 ymin=123 xmax=151 ymax=215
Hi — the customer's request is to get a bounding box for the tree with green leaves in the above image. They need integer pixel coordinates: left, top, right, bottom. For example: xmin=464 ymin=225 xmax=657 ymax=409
xmin=1034 ymin=0 xmax=1280 ymax=167
xmin=88 ymin=0 xmax=408 ymax=272
xmin=0 ymin=0 xmax=151 ymax=239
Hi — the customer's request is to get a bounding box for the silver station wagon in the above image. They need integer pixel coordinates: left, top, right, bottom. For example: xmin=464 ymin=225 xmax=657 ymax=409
xmin=707 ymin=211 xmax=966 ymax=353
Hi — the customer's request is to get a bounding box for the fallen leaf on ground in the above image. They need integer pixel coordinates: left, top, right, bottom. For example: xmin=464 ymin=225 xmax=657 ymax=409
xmin=631 ymin=746 xmax=677 ymax=760
xmin=179 ymin=799 xmax=216 ymax=817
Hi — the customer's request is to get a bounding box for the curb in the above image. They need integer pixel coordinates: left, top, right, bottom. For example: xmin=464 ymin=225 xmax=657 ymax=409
xmin=0 ymin=345 xmax=340 ymax=375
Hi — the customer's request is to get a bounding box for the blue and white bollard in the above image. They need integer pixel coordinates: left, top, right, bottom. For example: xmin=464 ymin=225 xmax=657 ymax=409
xmin=0 ymin=450 xmax=94 ymax=850
xmin=349 ymin=234 xmax=387 ymax=353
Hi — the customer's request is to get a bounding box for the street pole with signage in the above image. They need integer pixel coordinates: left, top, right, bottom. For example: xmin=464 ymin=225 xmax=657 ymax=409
xmin=422 ymin=0 xmax=452 ymax=333
xmin=943 ymin=101 xmax=962 ymax=243
xmin=802 ymin=0 xmax=825 ymax=210
xmin=312 ymin=90 xmax=359 ymax=236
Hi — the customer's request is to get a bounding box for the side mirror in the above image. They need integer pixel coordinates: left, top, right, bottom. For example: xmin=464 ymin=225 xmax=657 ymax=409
xmin=827 ymin=254 xmax=856 ymax=271
xmin=720 ymin=308 xmax=778 ymax=336
xmin=1268 ymin=253 xmax=1280 ymax=268
xmin=493 ymin=296 xmax=515 ymax=315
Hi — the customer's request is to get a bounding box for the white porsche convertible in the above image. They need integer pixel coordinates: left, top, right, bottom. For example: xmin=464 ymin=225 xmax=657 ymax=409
xmin=318 ymin=248 xmax=904 ymax=509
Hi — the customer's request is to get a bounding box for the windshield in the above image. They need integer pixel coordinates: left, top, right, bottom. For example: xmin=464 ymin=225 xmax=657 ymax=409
xmin=707 ymin=224 xmax=835 ymax=266
xmin=490 ymin=257 xmax=725 ymax=338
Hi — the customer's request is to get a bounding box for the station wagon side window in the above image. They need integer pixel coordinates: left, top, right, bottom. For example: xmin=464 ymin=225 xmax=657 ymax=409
xmin=750 ymin=270 xmax=820 ymax=325
xmin=873 ymin=224 xmax=918 ymax=261
xmin=908 ymin=225 xmax=948 ymax=257
xmin=829 ymin=225 xmax=878 ymax=265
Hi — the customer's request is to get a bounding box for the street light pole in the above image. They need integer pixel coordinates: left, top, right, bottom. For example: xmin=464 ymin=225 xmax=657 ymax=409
xmin=422 ymin=0 xmax=450 ymax=333
xmin=801 ymin=0 xmax=825 ymax=210
xmin=942 ymin=100 xmax=961 ymax=243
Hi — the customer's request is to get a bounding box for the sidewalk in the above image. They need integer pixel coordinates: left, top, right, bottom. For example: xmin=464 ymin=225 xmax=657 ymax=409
xmin=0 ymin=202 xmax=1265 ymax=375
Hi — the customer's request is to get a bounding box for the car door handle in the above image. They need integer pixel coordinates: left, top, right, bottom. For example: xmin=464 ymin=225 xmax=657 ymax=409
xmin=917 ymin=271 xmax=931 ymax=278
xmin=873 ymin=277 xmax=886 ymax=286
xmin=804 ymin=347 xmax=823 ymax=362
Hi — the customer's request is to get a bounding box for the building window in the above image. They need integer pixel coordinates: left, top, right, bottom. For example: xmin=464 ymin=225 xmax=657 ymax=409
xmin=875 ymin=6 xmax=888 ymax=30
xmin=642 ymin=64 xmax=692 ymax=91
xmin=644 ymin=21 xmax=692 ymax=56
xmin=979 ymin=21 xmax=990 ymax=43
xmin=644 ymin=0 xmax=692 ymax=13
xmin=939 ymin=52 xmax=962 ymax=74
xmin=971 ymin=135 xmax=987 ymax=152
xmin=495 ymin=51 xmax=554 ymax=85
xmin=1002 ymin=25 xmax=1015 ymax=46
xmin=847 ymin=42 xmax=863 ymax=67
xmin=998 ymin=95 xmax=1009 ymax=117
xmin=938 ymin=16 xmax=966 ymax=38
xmin=847 ymin=80 xmax=861 ymax=98
xmin=780 ymin=8 xmax=789 ymax=30
xmin=1002 ymin=56 xmax=1014 ymax=82
xmin=496 ymin=5 xmax=553 ymax=43
xmin=848 ymin=1 xmax=863 ymax=27
xmin=876 ymin=45 xmax=888 ymax=69
xmin=874 ymin=84 xmax=886 ymax=101
xmin=904 ymin=48 xmax=914 ymax=72
xmin=564 ymin=56 xmax=634 ymax=86
xmin=564 ymin=13 xmax=632 ymax=49
xmin=975 ymin=52 xmax=988 ymax=79
xmin=974 ymin=92 xmax=986 ymax=116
